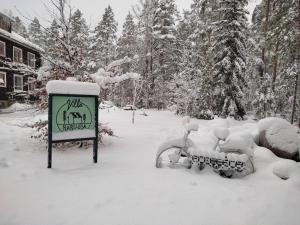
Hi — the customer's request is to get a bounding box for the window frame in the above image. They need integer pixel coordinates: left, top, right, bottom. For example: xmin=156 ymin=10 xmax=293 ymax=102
xmin=27 ymin=52 xmax=36 ymax=68
xmin=0 ymin=41 xmax=6 ymax=57
xmin=0 ymin=71 xmax=7 ymax=88
xmin=13 ymin=46 xmax=23 ymax=63
xmin=14 ymin=74 xmax=23 ymax=92
xmin=28 ymin=77 xmax=35 ymax=92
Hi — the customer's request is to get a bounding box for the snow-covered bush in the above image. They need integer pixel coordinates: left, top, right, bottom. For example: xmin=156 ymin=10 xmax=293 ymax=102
xmin=258 ymin=117 xmax=300 ymax=160
xmin=31 ymin=119 xmax=114 ymax=148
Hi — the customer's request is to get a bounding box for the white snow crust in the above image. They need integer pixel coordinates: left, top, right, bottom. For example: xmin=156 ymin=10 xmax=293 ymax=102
xmin=46 ymin=80 xmax=100 ymax=95
xmin=1 ymin=108 xmax=300 ymax=225
xmin=272 ymin=160 xmax=298 ymax=180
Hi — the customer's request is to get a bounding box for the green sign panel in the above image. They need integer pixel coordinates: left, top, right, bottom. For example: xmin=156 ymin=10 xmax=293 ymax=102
xmin=52 ymin=96 xmax=96 ymax=138
xmin=48 ymin=94 xmax=99 ymax=168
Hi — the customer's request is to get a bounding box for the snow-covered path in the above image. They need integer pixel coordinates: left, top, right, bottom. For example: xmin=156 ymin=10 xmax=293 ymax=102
xmin=0 ymin=109 xmax=300 ymax=225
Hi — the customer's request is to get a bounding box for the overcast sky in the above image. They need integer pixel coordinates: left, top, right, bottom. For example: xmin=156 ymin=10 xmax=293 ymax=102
xmin=2 ymin=0 xmax=191 ymax=29
xmin=2 ymin=0 xmax=260 ymax=33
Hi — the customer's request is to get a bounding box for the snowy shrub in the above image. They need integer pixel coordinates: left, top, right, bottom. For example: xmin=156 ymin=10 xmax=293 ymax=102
xmin=31 ymin=120 xmax=114 ymax=148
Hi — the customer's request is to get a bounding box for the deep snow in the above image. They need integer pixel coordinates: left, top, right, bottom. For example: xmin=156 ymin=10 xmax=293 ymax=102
xmin=0 ymin=108 xmax=300 ymax=225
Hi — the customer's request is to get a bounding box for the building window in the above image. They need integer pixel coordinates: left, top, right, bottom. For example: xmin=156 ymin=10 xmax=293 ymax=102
xmin=14 ymin=74 xmax=23 ymax=92
xmin=13 ymin=46 xmax=23 ymax=63
xmin=28 ymin=77 xmax=35 ymax=92
xmin=27 ymin=52 xmax=36 ymax=68
xmin=0 ymin=41 xmax=5 ymax=57
xmin=0 ymin=72 xmax=6 ymax=87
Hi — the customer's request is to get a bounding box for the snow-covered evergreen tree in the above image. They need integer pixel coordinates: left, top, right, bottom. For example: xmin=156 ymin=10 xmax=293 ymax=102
xmin=114 ymin=12 xmax=139 ymax=106
xmin=211 ymin=0 xmax=248 ymax=119
xmin=44 ymin=19 xmax=60 ymax=60
xmin=249 ymin=0 xmax=299 ymax=119
xmin=12 ymin=16 xmax=28 ymax=38
xmin=90 ymin=6 xmax=118 ymax=70
xmin=116 ymin=12 xmax=137 ymax=60
xmin=133 ymin=0 xmax=159 ymax=108
xmin=152 ymin=0 xmax=178 ymax=108
xmin=174 ymin=0 xmax=218 ymax=119
xmin=69 ymin=9 xmax=90 ymax=76
xmin=28 ymin=17 xmax=44 ymax=48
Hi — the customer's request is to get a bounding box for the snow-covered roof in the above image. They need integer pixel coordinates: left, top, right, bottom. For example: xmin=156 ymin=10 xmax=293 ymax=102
xmin=46 ymin=80 xmax=100 ymax=96
xmin=0 ymin=11 xmax=15 ymax=22
xmin=0 ymin=28 xmax=44 ymax=53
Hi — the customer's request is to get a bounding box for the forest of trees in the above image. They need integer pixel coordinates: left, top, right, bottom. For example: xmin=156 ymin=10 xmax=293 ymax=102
xmin=6 ymin=0 xmax=299 ymax=122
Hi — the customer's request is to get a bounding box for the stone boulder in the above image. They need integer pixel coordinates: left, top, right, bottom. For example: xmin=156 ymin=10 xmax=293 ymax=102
xmin=258 ymin=117 xmax=300 ymax=160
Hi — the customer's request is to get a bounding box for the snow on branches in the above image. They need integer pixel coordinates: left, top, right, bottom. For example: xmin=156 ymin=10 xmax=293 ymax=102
xmin=90 ymin=56 xmax=140 ymax=89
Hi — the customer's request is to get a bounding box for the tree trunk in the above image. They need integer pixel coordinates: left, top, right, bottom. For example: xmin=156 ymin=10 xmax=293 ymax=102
xmin=272 ymin=41 xmax=279 ymax=89
xmin=291 ymin=72 xmax=299 ymax=125
xmin=261 ymin=0 xmax=272 ymax=68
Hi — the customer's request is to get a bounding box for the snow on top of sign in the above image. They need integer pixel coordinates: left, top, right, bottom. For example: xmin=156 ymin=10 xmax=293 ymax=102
xmin=46 ymin=80 xmax=100 ymax=95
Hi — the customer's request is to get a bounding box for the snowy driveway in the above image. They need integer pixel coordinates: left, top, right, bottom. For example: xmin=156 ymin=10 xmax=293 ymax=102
xmin=0 ymin=109 xmax=300 ymax=225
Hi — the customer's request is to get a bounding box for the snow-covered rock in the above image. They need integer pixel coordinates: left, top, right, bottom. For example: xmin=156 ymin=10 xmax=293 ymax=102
xmin=272 ymin=160 xmax=298 ymax=180
xmin=258 ymin=117 xmax=300 ymax=160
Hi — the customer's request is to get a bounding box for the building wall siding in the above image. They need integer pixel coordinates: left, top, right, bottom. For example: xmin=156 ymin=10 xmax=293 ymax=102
xmin=0 ymin=35 xmax=42 ymax=104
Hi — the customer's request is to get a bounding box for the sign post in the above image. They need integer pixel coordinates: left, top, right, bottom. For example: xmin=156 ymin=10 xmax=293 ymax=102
xmin=46 ymin=81 xmax=100 ymax=168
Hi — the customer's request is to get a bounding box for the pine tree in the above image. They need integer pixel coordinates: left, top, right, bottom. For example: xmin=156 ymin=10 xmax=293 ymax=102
xmin=249 ymin=0 xmax=299 ymax=119
xmin=28 ymin=17 xmax=44 ymax=47
xmin=174 ymin=0 xmax=218 ymax=119
xmin=211 ymin=0 xmax=248 ymax=119
xmin=152 ymin=0 xmax=178 ymax=108
xmin=12 ymin=16 xmax=28 ymax=38
xmin=133 ymin=0 xmax=159 ymax=108
xmin=116 ymin=12 xmax=137 ymax=60
xmin=90 ymin=6 xmax=118 ymax=69
xmin=45 ymin=19 xmax=60 ymax=60
xmin=69 ymin=9 xmax=90 ymax=76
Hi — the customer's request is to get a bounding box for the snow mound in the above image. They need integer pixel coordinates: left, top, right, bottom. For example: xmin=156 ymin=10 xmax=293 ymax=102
xmin=258 ymin=117 xmax=300 ymax=158
xmin=214 ymin=127 xmax=229 ymax=141
xmin=208 ymin=118 xmax=229 ymax=130
xmin=0 ymin=103 xmax=33 ymax=113
xmin=219 ymin=131 xmax=255 ymax=156
xmin=229 ymin=123 xmax=259 ymax=144
xmin=46 ymin=80 xmax=100 ymax=96
xmin=242 ymin=123 xmax=260 ymax=144
xmin=189 ymin=129 xmax=218 ymax=154
xmin=0 ymin=158 xmax=9 ymax=168
xmin=186 ymin=123 xmax=199 ymax=132
xmin=272 ymin=160 xmax=298 ymax=180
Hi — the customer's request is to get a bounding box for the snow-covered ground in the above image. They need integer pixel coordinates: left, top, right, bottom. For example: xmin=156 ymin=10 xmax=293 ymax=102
xmin=0 ymin=107 xmax=300 ymax=225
